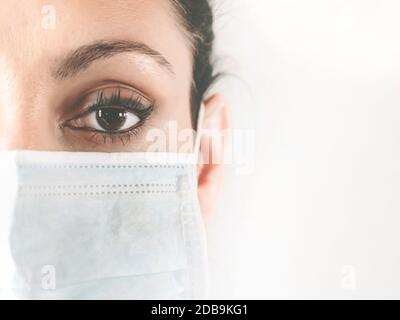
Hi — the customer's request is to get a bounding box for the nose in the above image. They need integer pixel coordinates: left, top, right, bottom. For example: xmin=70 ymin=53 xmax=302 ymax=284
xmin=0 ymin=84 xmax=55 ymax=151
xmin=0 ymin=101 xmax=37 ymax=150
xmin=0 ymin=6 xmax=58 ymax=151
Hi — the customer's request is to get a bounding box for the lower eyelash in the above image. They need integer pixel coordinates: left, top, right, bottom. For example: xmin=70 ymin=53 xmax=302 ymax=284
xmin=86 ymin=122 xmax=146 ymax=146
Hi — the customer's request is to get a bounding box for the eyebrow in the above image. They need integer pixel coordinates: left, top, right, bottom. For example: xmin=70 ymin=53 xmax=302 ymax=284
xmin=53 ymin=39 xmax=174 ymax=79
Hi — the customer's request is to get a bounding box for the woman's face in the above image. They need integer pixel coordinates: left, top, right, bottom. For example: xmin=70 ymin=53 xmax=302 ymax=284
xmin=0 ymin=0 xmax=194 ymax=152
xmin=0 ymin=0 xmax=229 ymax=218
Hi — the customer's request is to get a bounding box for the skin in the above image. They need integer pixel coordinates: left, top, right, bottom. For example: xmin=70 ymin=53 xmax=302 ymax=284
xmin=0 ymin=0 xmax=229 ymax=218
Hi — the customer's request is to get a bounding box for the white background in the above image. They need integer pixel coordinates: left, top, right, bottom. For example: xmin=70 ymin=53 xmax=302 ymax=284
xmin=207 ymin=0 xmax=400 ymax=299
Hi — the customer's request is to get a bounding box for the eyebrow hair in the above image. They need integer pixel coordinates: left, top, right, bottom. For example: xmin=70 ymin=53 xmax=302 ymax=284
xmin=53 ymin=39 xmax=174 ymax=79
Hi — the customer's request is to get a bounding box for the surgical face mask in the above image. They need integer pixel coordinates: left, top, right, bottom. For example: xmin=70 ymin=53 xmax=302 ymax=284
xmin=0 ymin=109 xmax=208 ymax=300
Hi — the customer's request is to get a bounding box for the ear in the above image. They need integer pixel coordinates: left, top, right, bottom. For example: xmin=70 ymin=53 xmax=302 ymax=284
xmin=197 ymin=93 xmax=230 ymax=221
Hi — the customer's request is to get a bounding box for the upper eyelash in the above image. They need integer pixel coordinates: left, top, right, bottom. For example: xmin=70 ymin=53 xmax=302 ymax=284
xmin=64 ymin=87 xmax=154 ymax=124
xmin=94 ymin=88 xmax=149 ymax=110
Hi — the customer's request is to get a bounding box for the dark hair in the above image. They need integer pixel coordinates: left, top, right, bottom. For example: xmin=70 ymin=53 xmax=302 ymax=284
xmin=171 ymin=0 xmax=218 ymax=128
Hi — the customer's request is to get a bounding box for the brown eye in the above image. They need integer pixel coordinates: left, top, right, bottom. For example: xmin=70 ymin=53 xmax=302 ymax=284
xmin=72 ymin=107 xmax=140 ymax=132
xmin=96 ymin=107 xmax=129 ymax=132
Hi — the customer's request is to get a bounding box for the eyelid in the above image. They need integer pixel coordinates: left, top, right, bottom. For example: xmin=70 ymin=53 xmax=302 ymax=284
xmin=83 ymin=84 xmax=154 ymax=104
xmin=82 ymin=86 xmax=153 ymax=110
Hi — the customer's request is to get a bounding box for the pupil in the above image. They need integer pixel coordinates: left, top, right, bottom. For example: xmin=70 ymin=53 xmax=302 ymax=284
xmin=96 ymin=108 xmax=128 ymax=131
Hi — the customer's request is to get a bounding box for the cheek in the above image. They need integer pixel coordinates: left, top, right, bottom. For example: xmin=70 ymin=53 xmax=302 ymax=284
xmin=166 ymin=89 xmax=193 ymax=131
xmin=139 ymin=97 xmax=194 ymax=154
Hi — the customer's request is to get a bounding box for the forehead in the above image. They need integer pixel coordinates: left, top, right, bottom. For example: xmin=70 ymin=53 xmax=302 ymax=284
xmin=0 ymin=0 xmax=192 ymax=81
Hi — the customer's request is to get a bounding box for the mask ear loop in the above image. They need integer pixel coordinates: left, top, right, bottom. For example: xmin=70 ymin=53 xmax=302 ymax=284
xmin=194 ymin=103 xmax=205 ymax=162
xmin=191 ymin=103 xmax=210 ymax=298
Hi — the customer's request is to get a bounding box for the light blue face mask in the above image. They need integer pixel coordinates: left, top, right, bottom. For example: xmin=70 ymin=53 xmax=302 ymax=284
xmin=0 ymin=109 xmax=208 ymax=300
